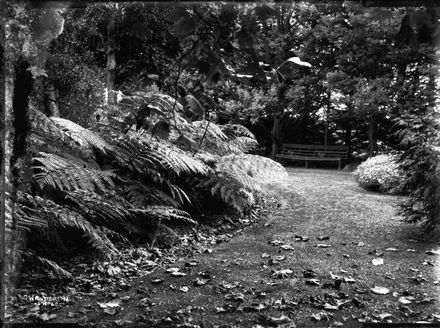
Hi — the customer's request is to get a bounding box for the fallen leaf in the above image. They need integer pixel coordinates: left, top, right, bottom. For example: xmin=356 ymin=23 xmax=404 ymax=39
xmin=377 ymin=313 xmax=392 ymax=320
xmin=409 ymin=268 xmax=419 ymax=272
xmin=193 ymin=278 xmax=209 ymax=286
xmin=372 ymin=258 xmax=384 ymax=266
xmin=329 ymin=272 xmax=341 ymax=280
xmin=422 ymin=260 xmax=434 ymax=266
xmin=269 ymin=240 xmax=283 ymax=246
xmin=370 ymin=286 xmax=390 ymax=295
xmin=203 ymin=248 xmax=213 ymax=254
xmin=323 ymin=303 xmax=339 ymax=311
xmin=305 ymin=279 xmax=320 ymax=286
xmin=317 ymin=236 xmax=330 ymax=241
xmin=273 ymin=269 xmax=293 ymax=279
xmin=295 ymin=235 xmax=309 ymax=242
xmin=171 ymin=271 xmax=187 ymax=277
xmin=280 ymin=245 xmax=294 ymax=250
xmin=386 ymin=248 xmax=398 ymax=252
xmin=274 ymin=255 xmax=287 ymax=261
xmin=179 ymin=286 xmax=189 ymax=293
xmin=225 ymin=293 xmax=245 ymax=302
xmin=398 ymin=296 xmax=413 ymax=305
xmin=98 ymin=301 xmax=120 ymax=309
xmin=343 ymin=276 xmax=356 ymax=283
xmin=311 ymin=312 xmax=333 ymax=321
xmin=426 ymin=249 xmax=440 ymax=255
xmin=317 ymin=244 xmax=330 ymax=248
xmin=261 ymin=253 xmax=270 ymax=258
xmin=355 ymin=242 xmax=365 ymax=247
xmin=185 ymin=261 xmax=198 ymax=267
xmin=220 ymin=281 xmax=239 ymax=289
xmin=259 ymin=314 xmax=293 ymax=326
xmin=151 ymin=278 xmax=163 ymax=284
xmin=407 ymin=249 xmax=416 ymax=252
xmin=216 ymin=306 xmax=227 ymax=314
xmin=166 ymin=267 xmax=180 ymax=273
xmin=243 ymin=303 xmax=266 ymax=312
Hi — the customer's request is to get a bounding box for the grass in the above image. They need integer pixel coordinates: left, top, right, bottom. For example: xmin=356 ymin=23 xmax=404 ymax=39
xmin=32 ymin=168 xmax=440 ymax=327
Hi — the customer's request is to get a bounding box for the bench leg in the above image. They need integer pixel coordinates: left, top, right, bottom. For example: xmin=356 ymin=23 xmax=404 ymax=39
xmin=305 ymin=160 xmax=308 ymax=169
xmin=338 ymin=159 xmax=341 ymax=170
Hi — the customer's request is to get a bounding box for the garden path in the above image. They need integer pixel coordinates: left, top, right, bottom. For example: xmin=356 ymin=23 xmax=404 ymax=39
xmin=55 ymin=168 xmax=440 ymax=327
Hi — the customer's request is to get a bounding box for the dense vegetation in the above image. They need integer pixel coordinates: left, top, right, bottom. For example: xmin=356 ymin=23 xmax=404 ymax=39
xmin=3 ymin=1 xmax=440 ymax=302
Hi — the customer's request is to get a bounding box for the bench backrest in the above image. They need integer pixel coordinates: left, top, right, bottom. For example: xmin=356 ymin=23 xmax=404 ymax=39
xmin=281 ymin=144 xmax=349 ymax=158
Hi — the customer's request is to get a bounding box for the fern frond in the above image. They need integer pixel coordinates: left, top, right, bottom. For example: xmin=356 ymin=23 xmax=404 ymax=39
xmin=192 ymin=120 xmax=228 ymax=141
xmin=123 ymin=181 xmax=180 ymax=208
xmin=198 ymin=175 xmax=254 ymax=213
xmin=228 ymin=136 xmax=259 ymax=153
xmin=216 ymin=154 xmax=288 ymax=187
xmin=158 ymin=145 xmax=210 ymax=176
xmin=51 ymin=117 xmax=114 ymax=154
xmin=17 ymin=193 xmax=119 ymax=257
xmin=220 ymin=124 xmax=256 ymax=140
xmin=131 ymin=206 xmax=196 ymax=225
xmin=33 ymin=152 xmax=115 ymax=193
xmin=52 ymin=207 xmax=119 ymax=257
xmin=23 ymin=251 xmax=73 ymax=279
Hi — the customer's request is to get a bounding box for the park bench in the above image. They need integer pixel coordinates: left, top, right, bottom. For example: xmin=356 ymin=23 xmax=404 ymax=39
xmin=276 ymin=144 xmax=349 ymax=169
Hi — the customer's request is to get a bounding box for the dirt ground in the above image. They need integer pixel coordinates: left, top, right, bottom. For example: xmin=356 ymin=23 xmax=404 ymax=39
xmin=20 ymin=168 xmax=440 ymax=327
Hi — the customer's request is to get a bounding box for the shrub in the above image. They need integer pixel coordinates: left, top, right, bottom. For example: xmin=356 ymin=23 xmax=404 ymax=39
xmin=353 ymin=154 xmax=405 ymax=194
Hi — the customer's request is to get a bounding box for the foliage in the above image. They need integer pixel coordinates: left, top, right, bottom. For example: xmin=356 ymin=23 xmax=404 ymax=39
xmin=17 ymin=82 xmax=289 ymax=278
xmin=353 ymin=154 xmax=405 ymax=194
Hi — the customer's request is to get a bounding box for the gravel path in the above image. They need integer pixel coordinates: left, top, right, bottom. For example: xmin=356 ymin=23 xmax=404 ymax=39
xmin=54 ymin=168 xmax=440 ymax=327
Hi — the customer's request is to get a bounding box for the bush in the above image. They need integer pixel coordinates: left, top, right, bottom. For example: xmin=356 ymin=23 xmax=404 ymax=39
xmin=353 ymin=154 xmax=405 ymax=194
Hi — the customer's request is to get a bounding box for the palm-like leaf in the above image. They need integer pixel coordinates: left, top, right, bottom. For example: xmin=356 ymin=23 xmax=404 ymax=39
xmin=33 ymin=152 xmax=115 ymax=193
xmin=17 ymin=193 xmax=119 ymax=257
xmin=51 ymin=117 xmax=114 ymax=154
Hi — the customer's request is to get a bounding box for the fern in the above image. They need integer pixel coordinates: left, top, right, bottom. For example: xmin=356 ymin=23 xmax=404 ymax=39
xmin=220 ymin=124 xmax=256 ymax=140
xmin=157 ymin=144 xmax=210 ymax=176
xmin=123 ymin=181 xmax=180 ymax=208
xmin=216 ymin=154 xmax=288 ymax=187
xmin=51 ymin=117 xmax=114 ymax=154
xmin=23 ymin=250 xmax=73 ymax=279
xmin=198 ymin=175 xmax=255 ymax=213
xmin=17 ymin=193 xmax=119 ymax=257
xmin=33 ymin=152 xmax=115 ymax=193
xmin=228 ymin=136 xmax=259 ymax=153
xmin=131 ymin=206 xmax=196 ymax=225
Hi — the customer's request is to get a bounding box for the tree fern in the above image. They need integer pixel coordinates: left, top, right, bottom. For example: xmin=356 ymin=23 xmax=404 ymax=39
xmin=220 ymin=124 xmax=256 ymax=140
xmin=22 ymin=250 xmax=73 ymax=279
xmin=51 ymin=117 xmax=114 ymax=154
xmin=198 ymin=175 xmax=255 ymax=213
xmin=17 ymin=192 xmax=119 ymax=258
xmin=33 ymin=152 xmax=115 ymax=193
xmin=131 ymin=206 xmax=196 ymax=226
xmin=123 ymin=181 xmax=180 ymax=208
xmin=228 ymin=136 xmax=259 ymax=153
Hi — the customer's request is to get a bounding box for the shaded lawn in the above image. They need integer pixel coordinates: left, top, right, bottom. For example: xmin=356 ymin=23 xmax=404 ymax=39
xmin=51 ymin=168 xmax=440 ymax=327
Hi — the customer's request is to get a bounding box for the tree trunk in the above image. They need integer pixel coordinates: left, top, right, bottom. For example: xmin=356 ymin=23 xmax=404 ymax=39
xmin=44 ymin=81 xmax=59 ymax=117
xmin=344 ymin=125 xmax=352 ymax=161
xmin=271 ymin=114 xmax=283 ymax=159
xmin=368 ymin=116 xmax=378 ymax=157
xmin=105 ymin=11 xmax=117 ymax=104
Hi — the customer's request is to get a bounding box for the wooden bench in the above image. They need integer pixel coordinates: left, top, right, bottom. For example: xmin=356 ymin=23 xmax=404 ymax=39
xmin=276 ymin=144 xmax=349 ymax=169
